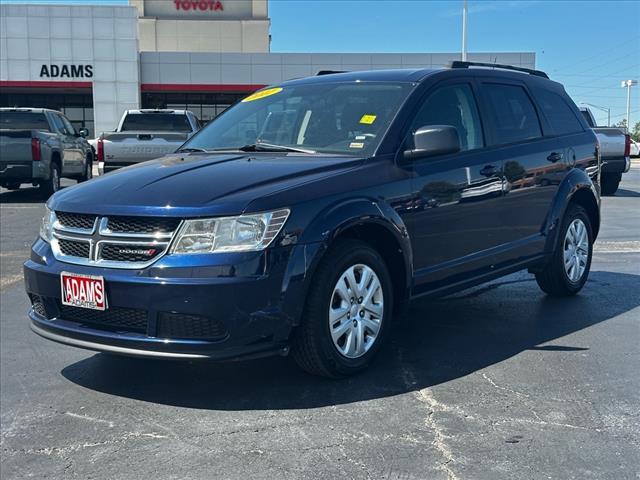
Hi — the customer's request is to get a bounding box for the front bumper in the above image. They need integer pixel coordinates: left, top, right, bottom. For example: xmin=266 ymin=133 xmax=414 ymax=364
xmin=24 ymin=239 xmax=302 ymax=360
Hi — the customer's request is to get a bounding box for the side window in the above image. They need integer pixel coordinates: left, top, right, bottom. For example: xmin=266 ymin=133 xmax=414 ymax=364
xmin=482 ymin=84 xmax=542 ymax=145
xmin=532 ymin=88 xmax=584 ymax=135
xmin=410 ymin=84 xmax=483 ymax=152
xmin=60 ymin=115 xmax=77 ymax=136
xmin=50 ymin=114 xmax=68 ymax=134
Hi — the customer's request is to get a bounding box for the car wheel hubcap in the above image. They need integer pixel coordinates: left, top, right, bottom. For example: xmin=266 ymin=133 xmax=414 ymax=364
xmin=329 ymin=263 xmax=384 ymax=359
xmin=563 ymin=219 xmax=588 ymax=282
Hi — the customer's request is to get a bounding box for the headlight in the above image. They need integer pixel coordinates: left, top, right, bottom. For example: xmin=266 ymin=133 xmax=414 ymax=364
xmin=171 ymin=209 xmax=290 ymax=254
xmin=39 ymin=206 xmax=56 ymax=243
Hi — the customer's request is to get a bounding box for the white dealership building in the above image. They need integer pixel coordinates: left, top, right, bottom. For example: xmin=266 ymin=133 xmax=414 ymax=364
xmin=0 ymin=0 xmax=536 ymax=137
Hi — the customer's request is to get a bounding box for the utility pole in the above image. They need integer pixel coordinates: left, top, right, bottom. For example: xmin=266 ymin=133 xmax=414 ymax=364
xmin=581 ymin=102 xmax=611 ymax=126
xmin=462 ymin=0 xmax=468 ymax=61
xmin=621 ymin=79 xmax=637 ymax=130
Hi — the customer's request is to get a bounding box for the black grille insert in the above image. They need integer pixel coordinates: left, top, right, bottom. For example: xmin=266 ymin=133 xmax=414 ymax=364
xmin=30 ymin=295 xmax=47 ymax=317
xmin=100 ymin=244 xmax=164 ymax=262
xmin=107 ymin=216 xmax=180 ymax=235
xmin=58 ymin=304 xmax=148 ymax=334
xmin=56 ymin=212 xmax=97 ymax=230
xmin=58 ymin=239 xmax=90 ymax=258
xmin=158 ymin=312 xmax=227 ymax=340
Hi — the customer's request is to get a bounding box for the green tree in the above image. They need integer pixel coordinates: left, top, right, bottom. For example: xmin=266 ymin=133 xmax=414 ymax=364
xmin=613 ymin=119 xmax=627 ymax=130
xmin=631 ymin=121 xmax=640 ymax=142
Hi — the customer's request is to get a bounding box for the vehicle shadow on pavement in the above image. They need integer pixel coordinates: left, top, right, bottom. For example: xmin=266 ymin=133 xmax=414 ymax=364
xmin=612 ymin=188 xmax=640 ymax=198
xmin=61 ymin=270 xmax=640 ymax=411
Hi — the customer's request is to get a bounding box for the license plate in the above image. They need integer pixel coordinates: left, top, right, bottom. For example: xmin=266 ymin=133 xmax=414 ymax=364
xmin=60 ymin=272 xmax=107 ymax=311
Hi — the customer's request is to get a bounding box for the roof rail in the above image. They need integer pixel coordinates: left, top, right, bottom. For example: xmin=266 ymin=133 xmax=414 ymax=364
xmin=449 ymin=61 xmax=549 ymax=79
xmin=316 ymin=70 xmax=347 ymax=76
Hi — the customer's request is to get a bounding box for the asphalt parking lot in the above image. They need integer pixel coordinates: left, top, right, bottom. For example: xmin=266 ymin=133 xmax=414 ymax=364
xmin=1 ymin=166 xmax=639 ymax=480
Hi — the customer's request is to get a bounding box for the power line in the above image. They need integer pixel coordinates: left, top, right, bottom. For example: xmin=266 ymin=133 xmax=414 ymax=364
xmin=549 ymin=35 xmax=640 ymax=73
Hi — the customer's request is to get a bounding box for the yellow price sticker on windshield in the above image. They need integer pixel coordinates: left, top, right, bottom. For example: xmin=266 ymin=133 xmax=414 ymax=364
xmin=359 ymin=114 xmax=377 ymax=125
xmin=242 ymin=87 xmax=283 ymax=102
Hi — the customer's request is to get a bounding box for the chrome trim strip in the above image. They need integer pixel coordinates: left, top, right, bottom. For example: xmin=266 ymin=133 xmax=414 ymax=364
xmin=50 ymin=214 xmax=183 ymax=269
xmin=30 ymin=322 xmax=209 ymax=359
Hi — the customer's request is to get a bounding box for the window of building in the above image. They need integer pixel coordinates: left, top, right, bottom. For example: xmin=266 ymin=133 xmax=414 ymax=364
xmin=141 ymin=92 xmax=247 ymax=125
xmin=0 ymin=92 xmax=94 ymax=137
xmin=410 ymin=83 xmax=484 ymax=151
xmin=532 ymin=88 xmax=584 ymax=135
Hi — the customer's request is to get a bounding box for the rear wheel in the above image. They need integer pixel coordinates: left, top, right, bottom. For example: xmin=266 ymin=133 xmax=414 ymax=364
xmin=535 ymin=204 xmax=593 ymax=297
xmin=79 ymin=154 xmax=93 ymax=182
xmin=600 ymin=172 xmax=621 ymax=196
xmin=291 ymin=239 xmax=393 ymax=378
xmin=40 ymin=162 xmax=60 ymax=197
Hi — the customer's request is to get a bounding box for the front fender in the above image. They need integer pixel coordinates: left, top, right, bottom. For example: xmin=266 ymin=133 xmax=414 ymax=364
xmin=542 ymin=167 xmax=600 ymax=255
xmin=278 ymin=198 xmax=412 ymax=326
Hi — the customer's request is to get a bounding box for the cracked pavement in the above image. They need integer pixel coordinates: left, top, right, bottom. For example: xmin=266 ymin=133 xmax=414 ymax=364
xmin=1 ymin=166 xmax=639 ymax=479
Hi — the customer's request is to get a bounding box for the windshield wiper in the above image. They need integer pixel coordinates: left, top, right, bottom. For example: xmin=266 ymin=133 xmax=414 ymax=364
xmin=239 ymin=143 xmax=316 ymax=154
xmin=176 ymin=147 xmax=209 ymax=153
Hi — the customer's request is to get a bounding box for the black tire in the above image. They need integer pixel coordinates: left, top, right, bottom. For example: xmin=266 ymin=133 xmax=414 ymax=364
xmin=535 ymin=203 xmax=593 ymax=297
xmin=600 ymin=172 xmax=621 ymax=196
xmin=40 ymin=162 xmax=61 ymax=197
xmin=5 ymin=182 xmax=21 ymax=190
xmin=291 ymin=239 xmax=394 ymax=378
xmin=79 ymin=155 xmax=93 ymax=183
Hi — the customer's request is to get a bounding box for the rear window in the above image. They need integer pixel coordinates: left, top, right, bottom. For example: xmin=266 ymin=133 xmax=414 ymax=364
xmin=532 ymin=88 xmax=584 ymax=135
xmin=580 ymin=109 xmax=596 ymax=128
xmin=120 ymin=113 xmax=192 ymax=132
xmin=482 ymin=84 xmax=542 ymax=145
xmin=0 ymin=111 xmax=50 ymax=131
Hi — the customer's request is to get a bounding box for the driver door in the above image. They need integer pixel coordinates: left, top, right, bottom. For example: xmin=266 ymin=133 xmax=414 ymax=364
xmin=405 ymin=81 xmax=506 ymax=293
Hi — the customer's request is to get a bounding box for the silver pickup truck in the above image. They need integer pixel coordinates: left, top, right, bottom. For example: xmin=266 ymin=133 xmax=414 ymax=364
xmin=0 ymin=108 xmax=93 ymax=195
xmin=96 ymin=109 xmax=200 ymax=174
xmin=579 ymin=107 xmax=631 ymax=195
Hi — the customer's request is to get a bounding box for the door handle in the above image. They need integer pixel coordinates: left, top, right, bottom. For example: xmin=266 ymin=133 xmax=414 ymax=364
xmin=480 ymin=164 xmax=498 ymax=177
xmin=547 ymin=152 xmax=563 ymax=163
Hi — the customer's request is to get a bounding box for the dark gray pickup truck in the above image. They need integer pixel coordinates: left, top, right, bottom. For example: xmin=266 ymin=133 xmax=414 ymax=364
xmin=0 ymin=108 xmax=93 ymax=195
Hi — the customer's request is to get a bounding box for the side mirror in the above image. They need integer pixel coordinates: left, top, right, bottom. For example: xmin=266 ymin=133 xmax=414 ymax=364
xmin=78 ymin=128 xmax=89 ymax=138
xmin=404 ymin=125 xmax=460 ymax=160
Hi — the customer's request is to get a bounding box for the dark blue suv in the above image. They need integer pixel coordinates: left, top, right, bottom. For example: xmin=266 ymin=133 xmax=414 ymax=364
xmin=24 ymin=62 xmax=600 ymax=377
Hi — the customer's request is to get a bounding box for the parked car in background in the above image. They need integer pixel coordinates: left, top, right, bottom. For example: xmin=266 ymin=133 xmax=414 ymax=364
xmin=25 ymin=63 xmax=600 ymax=377
xmin=579 ymin=107 xmax=630 ymax=195
xmin=96 ymin=109 xmax=201 ymax=174
xmin=0 ymin=108 xmax=93 ymax=195
xmin=630 ymin=139 xmax=640 ymax=158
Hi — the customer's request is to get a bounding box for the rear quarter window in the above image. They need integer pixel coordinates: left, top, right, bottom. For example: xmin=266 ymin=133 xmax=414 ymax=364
xmin=532 ymin=88 xmax=584 ymax=135
xmin=481 ymin=83 xmax=542 ymax=146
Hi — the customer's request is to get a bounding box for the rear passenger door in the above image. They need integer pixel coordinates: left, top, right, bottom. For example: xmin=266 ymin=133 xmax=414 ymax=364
xmin=406 ymin=81 xmax=507 ymax=293
xmin=476 ymin=80 xmax=568 ymax=263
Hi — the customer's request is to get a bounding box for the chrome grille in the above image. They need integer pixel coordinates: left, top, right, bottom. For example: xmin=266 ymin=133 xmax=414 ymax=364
xmin=58 ymin=239 xmax=90 ymax=259
xmin=52 ymin=211 xmax=182 ymax=269
xmin=106 ymin=216 xmax=180 ymax=235
xmin=56 ymin=212 xmax=97 ymax=230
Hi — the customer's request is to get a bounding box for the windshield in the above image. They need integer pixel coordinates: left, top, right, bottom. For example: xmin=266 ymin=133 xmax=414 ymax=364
xmin=120 ymin=113 xmax=192 ymax=132
xmin=0 ymin=112 xmax=50 ymax=131
xmin=183 ymin=82 xmax=414 ymax=155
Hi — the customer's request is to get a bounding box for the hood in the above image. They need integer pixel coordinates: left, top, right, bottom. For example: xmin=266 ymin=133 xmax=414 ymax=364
xmin=50 ymin=153 xmax=365 ymax=217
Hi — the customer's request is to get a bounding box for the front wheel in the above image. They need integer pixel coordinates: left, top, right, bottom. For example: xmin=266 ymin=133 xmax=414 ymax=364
xmin=291 ymin=239 xmax=393 ymax=378
xmin=535 ymin=204 xmax=593 ymax=297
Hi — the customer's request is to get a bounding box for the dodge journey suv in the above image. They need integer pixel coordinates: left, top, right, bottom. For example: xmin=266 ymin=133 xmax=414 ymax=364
xmin=25 ymin=62 xmax=600 ymax=377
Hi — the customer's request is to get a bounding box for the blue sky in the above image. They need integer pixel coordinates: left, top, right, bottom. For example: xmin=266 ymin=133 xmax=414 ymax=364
xmin=4 ymin=0 xmax=640 ymax=126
